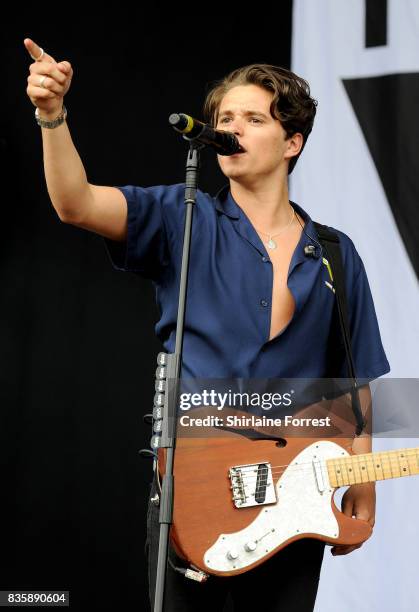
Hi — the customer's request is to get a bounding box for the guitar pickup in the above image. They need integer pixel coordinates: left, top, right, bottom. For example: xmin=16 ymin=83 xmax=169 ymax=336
xmin=229 ymin=462 xmax=277 ymax=508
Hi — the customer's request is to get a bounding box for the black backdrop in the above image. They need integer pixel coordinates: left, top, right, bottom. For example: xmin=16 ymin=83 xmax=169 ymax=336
xmin=1 ymin=8 xmax=293 ymax=611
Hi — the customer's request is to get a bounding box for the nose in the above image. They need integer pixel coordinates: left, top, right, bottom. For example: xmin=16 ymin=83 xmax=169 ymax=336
xmin=218 ymin=116 xmax=244 ymax=136
xmin=228 ymin=118 xmax=244 ymax=136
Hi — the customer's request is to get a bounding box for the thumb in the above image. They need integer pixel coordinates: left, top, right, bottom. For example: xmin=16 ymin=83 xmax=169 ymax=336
xmin=24 ymin=38 xmax=56 ymax=63
xmin=57 ymin=61 xmax=71 ymax=74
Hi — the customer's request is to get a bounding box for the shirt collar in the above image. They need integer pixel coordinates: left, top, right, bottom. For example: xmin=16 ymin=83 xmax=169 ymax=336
xmin=214 ymin=185 xmax=316 ymax=233
xmin=213 ymin=185 xmax=241 ymax=219
xmin=214 ymin=185 xmax=322 ymax=261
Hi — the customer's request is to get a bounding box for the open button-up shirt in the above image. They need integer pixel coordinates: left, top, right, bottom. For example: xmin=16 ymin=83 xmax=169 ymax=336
xmin=104 ymin=183 xmax=390 ymax=381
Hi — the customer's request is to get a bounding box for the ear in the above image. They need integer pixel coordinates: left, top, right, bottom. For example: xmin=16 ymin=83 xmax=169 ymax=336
xmin=284 ymin=132 xmax=304 ymax=161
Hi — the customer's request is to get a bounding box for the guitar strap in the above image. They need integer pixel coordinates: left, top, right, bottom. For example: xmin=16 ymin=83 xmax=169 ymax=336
xmin=313 ymin=222 xmax=366 ymax=436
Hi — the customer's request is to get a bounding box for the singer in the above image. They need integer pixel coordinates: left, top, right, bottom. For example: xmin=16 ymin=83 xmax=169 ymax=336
xmin=25 ymin=37 xmax=389 ymax=612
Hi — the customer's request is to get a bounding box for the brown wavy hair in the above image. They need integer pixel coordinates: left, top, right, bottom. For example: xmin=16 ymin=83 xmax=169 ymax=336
xmin=203 ymin=64 xmax=318 ymax=174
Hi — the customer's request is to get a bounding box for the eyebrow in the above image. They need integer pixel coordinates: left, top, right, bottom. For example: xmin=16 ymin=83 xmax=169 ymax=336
xmin=218 ymin=110 xmax=269 ymax=119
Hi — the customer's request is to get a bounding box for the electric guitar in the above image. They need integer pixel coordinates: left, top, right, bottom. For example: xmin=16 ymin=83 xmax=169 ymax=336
xmin=158 ymin=410 xmax=419 ymax=577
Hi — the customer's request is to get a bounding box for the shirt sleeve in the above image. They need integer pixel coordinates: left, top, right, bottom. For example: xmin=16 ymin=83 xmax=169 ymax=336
xmin=344 ymin=245 xmax=390 ymax=381
xmin=103 ymin=184 xmax=181 ymax=281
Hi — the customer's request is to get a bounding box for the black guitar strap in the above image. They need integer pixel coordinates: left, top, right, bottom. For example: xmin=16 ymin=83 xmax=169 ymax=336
xmin=313 ymin=222 xmax=366 ymax=436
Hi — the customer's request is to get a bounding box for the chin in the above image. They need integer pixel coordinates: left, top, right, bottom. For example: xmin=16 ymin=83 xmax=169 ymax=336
xmin=219 ymin=161 xmax=249 ymax=178
xmin=221 ymin=169 xmax=248 ymax=181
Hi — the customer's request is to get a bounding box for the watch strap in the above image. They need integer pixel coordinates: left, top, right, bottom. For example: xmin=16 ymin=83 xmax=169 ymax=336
xmin=35 ymin=105 xmax=67 ymax=129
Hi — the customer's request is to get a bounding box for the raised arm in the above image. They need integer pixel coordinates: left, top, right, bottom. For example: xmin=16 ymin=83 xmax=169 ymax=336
xmin=24 ymin=38 xmax=127 ymax=241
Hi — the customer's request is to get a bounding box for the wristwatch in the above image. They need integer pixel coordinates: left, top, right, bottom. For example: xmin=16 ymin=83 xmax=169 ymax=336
xmin=35 ymin=105 xmax=67 ymax=129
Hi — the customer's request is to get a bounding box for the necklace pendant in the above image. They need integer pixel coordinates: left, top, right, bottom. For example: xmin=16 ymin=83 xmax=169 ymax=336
xmin=267 ymin=238 xmax=277 ymax=250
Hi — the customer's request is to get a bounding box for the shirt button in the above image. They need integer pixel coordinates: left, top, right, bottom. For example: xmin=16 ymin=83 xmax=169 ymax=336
xmin=260 ymin=299 xmax=269 ymax=307
xmin=262 ymin=256 xmax=269 ymax=263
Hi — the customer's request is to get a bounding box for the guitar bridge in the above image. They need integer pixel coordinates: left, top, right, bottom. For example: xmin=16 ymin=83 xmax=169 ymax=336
xmin=229 ymin=462 xmax=277 ymax=508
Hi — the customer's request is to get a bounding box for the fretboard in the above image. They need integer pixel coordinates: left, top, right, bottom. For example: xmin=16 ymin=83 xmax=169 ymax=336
xmin=327 ymin=447 xmax=419 ymax=487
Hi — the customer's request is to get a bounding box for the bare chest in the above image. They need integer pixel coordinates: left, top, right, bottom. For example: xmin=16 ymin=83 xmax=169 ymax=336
xmin=260 ymin=228 xmax=303 ymax=341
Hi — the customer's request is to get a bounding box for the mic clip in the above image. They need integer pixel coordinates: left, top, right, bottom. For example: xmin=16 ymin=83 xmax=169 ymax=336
xmin=304 ymin=244 xmax=320 ymax=258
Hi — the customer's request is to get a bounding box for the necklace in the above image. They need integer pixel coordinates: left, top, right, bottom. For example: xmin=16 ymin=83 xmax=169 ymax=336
xmin=255 ymin=206 xmax=296 ymax=250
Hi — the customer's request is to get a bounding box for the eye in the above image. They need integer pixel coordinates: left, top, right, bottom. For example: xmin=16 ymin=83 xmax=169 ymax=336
xmin=219 ymin=116 xmax=231 ymax=124
xmin=250 ymin=117 xmax=263 ymax=123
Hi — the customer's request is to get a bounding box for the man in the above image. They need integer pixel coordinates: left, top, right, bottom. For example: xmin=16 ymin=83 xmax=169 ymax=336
xmin=25 ymin=38 xmax=389 ymax=611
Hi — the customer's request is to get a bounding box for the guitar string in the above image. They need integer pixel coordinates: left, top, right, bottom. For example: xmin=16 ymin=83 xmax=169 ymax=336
xmin=237 ymin=456 xmax=416 ymax=481
xmin=240 ymin=477 xmax=378 ymax=497
xmin=233 ymin=464 xmax=409 ymax=496
xmin=226 ymin=453 xmax=418 ymax=491
xmin=237 ymin=467 xmax=374 ymax=487
xmin=225 ymin=448 xmax=418 ymax=476
xmin=237 ymin=466 xmax=414 ymax=493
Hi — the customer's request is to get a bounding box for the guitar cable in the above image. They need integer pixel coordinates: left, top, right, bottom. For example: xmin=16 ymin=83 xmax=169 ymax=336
xmin=153 ymin=459 xmax=209 ymax=582
xmin=167 ymin=556 xmax=209 ymax=583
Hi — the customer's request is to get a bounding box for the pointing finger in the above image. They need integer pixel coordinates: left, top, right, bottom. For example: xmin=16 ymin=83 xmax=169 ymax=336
xmin=24 ymin=38 xmax=56 ymax=64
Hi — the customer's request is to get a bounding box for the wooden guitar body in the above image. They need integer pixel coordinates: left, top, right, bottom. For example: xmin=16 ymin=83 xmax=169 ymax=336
xmin=158 ymin=429 xmax=372 ymax=577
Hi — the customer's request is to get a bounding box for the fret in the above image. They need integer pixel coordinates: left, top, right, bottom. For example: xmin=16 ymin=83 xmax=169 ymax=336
xmin=373 ymin=453 xmax=384 ymax=481
xmin=371 ymin=454 xmax=379 ymax=481
xmin=381 ymin=452 xmax=393 ymax=479
xmin=390 ymin=451 xmax=401 ymax=478
xmin=340 ymin=456 xmax=351 ymax=486
xmin=345 ymin=457 xmax=355 ymax=485
xmin=349 ymin=453 xmax=375 ymax=483
xmin=352 ymin=455 xmax=362 ymax=484
xmin=326 ymin=459 xmax=343 ymax=488
xmin=326 ymin=446 xmax=419 ymax=488
xmin=356 ymin=455 xmax=369 ymax=484
xmin=333 ymin=459 xmax=344 ymax=487
xmin=365 ymin=453 xmax=376 ymax=481
xmin=400 ymin=449 xmax=419 ymax=476
xmin=407 ymin=450 xmax=418 ymax=476
xmin=396 ymin=451 xmax=410 ymax=476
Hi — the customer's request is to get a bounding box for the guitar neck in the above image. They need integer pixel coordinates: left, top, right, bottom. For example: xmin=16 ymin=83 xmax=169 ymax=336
xmin=327 ymin=447 xmax=419 ymax=487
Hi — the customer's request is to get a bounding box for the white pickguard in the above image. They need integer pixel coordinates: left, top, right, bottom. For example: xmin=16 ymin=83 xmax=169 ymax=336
xmin=204 ymin=441 xmax=348 ymax=572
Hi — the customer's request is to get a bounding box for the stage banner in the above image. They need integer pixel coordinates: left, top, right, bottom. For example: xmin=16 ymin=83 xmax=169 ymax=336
xmin=292 ymin=1 xmax=419 ymax=610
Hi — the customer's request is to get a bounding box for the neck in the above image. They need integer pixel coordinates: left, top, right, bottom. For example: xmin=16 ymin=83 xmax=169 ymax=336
xmin=229 ymin=177 xmax=291 ymax=231
xmin=327 ymin=446 xmax=419 ymax=487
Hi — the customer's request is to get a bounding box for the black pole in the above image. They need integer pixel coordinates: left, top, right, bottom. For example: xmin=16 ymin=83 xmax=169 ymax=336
xmin=153 ymin=140 xmax=204 ymax=612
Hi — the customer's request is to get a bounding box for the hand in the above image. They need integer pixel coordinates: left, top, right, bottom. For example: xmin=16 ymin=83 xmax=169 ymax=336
xmin=331 ymin=482 xmax=376 ymax=556
xmin=24 ymin=38 xmax=73 ymax=118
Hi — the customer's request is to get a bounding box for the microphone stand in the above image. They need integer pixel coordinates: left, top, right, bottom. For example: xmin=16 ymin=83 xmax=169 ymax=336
xmin=153 ymin=139 xmax=205 ymax=612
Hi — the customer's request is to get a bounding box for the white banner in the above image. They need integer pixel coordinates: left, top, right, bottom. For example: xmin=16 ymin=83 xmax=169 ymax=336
xmin=292 ymin=1 xmax=419 ymax=610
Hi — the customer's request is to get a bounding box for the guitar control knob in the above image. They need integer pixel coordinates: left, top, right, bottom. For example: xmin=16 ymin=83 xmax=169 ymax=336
xmin=244 ymin=541 xmax=257 ymax=552
xmin=226 ymin=549 xmax=239 ymax=560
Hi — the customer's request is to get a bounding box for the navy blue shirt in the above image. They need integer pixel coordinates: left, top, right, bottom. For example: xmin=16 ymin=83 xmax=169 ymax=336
xmin=104 ymin=183 xmax=390 ymax=380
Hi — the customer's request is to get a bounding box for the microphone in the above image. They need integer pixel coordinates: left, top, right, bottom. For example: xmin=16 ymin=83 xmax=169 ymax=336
xmin=304 ymin=244 xmax=321 ymax=259
xmin=169 ymin=113 xmax=243 ymax=156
